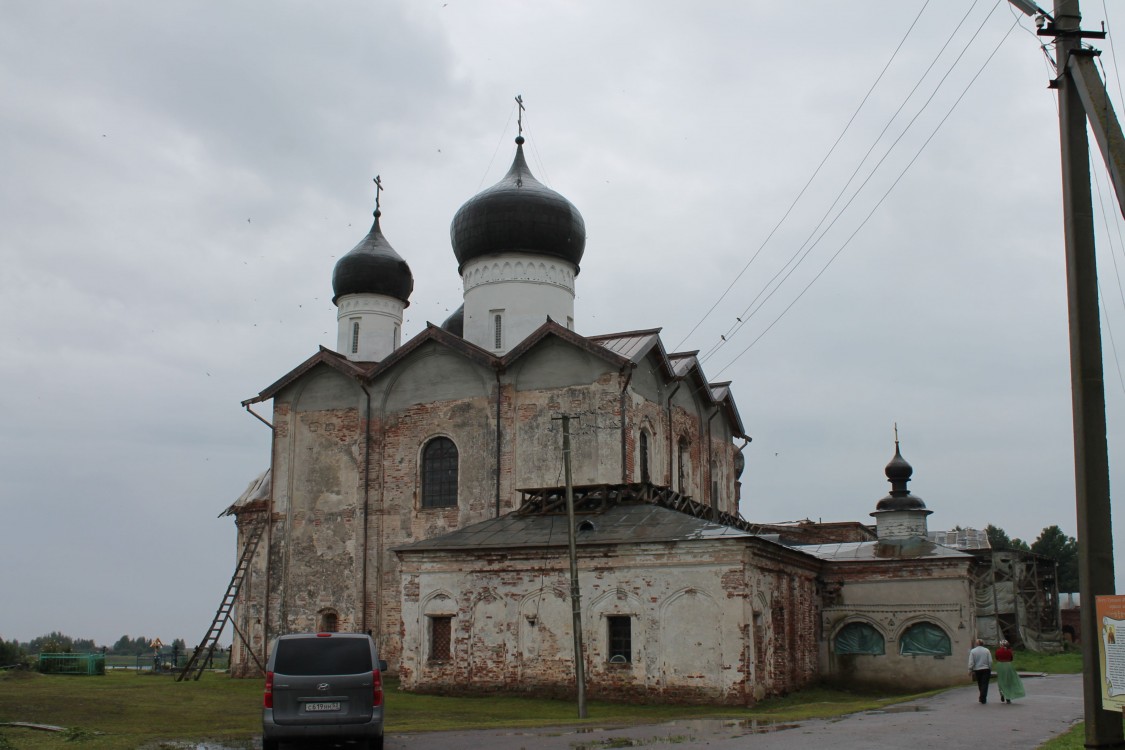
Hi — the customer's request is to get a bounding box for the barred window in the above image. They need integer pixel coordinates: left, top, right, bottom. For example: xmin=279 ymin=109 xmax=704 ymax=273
xmin=607 ymin=616 xmax=631 ymax=663
xmin=429 ymin=616 xmax=452 ymax=661
xmin=422 ymin=437 xmax=458 ymax=508
xmin=492 ymin=311 xmax=504 ymax=350
xmin=351 ymin=320 xmax=360 ymax=354
xmin=319 ymin=611 xmax=338 ymax=633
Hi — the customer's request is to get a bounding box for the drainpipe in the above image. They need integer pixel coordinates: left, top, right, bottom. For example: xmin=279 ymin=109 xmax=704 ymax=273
xmin=665 ymin=382 xmax=682 ymax=488
xmin=243 ymin=403 xmax=273 ymax=672
xmin=360 ymin=385 xmax=372 ymax=634
xmin=618 ymin=365 xmax=634 ymax=483
xmin=495 ymin=369 xmax=503 ymax=518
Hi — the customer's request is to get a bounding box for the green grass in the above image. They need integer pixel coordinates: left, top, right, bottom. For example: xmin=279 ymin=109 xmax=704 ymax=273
xmin=0 ymin=650 xmax=1088 ymax=750
xmin=1038 ymin=723 xmax=1085 ymax=750
xmin=1013 ymin=646 xmax=1083 ymax=675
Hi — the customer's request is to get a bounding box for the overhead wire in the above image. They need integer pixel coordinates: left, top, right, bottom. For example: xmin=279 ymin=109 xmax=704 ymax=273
xmin=699 ymin=0 xmax=990 ymax=362
xmin=712 ymin=9 xmax=1024 ymax=377
xmin=671 ymin=0 xmax=934 ymax=352
xmin=702 ymin=0 xmax=1008 ymax=367
xmin=1091 ymin=158 xmax=1125 ymax=396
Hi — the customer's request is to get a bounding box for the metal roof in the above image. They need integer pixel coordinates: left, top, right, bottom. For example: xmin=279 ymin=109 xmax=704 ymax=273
xmin=796 ymin=539 xmax=974 ymax=561
xmin=395 ymin=501 xmax=757 ymax=553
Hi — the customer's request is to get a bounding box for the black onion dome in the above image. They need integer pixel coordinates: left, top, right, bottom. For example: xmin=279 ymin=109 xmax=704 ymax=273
xmin=450 ymin=137 xmax=586 ymax=274
xmin=874 ymin=442 xmax=928 ymax=511
xmin=332 ymin=211 xmax=414 ymax=305
xmin=441 ymin=304 xmax=464 ymax=337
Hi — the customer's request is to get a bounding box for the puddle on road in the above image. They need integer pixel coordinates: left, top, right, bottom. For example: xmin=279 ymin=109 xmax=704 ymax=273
xmin=865 ymin=705 xmax=931 ymax=714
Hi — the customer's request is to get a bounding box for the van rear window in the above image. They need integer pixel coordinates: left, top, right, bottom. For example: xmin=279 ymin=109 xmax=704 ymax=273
xmin=273 ymin=638 xmax=372 ymax=675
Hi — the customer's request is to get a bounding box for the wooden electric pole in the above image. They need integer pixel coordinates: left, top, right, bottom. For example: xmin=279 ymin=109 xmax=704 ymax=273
xmin=559 ymin=414 xmax=588 ymax=718
xmin=1045 ymin=1 xmax=1122 ymax=745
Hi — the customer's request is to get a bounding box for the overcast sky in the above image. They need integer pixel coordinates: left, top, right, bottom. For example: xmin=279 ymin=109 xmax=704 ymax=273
xmin=3 ymin=1 xmax=1124 ymax=647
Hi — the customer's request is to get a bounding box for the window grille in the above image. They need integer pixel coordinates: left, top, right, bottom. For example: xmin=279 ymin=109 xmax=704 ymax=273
xmin=430 ymin=616 xmax=452 ymax=661
xmin=607 ymin=616 xmax=632 ymax=663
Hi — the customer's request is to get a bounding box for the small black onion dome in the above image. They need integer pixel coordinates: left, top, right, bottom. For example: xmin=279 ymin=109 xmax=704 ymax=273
xmin=441 ymin=304 xmax=464 ymax=337
xmin=874 ymin=442 xmax=928 ymax=511
xmin=332 ymin=211 xmax=414 ymax=305
xmin=734 ymin=451 xmax=746 ymax=479
xmin=450 ymin=136 xmax=586 ymax=274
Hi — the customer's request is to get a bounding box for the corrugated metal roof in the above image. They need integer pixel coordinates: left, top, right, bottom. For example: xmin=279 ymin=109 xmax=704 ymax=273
xmin=668 ymin=352 xmax=698 ymax=377
xmin=396 ymin=501 xmax=756 ymax=552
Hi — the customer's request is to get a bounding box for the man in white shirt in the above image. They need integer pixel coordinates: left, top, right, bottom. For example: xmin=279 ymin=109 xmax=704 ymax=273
xmin=968 ymin=639 xmax=993 ymax=704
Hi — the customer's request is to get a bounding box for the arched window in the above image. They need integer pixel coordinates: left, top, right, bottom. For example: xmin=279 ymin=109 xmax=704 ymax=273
xmin=677 ymin=437 xmax=690 ymax=494
xmin=639 ymin=430 xmax=650 ymax=483
xmin=319 ymin=610 xmax=339 ymax=633
xmin=899 ymin=622 xmax=952 ymax=656
xmin=422 ymin=437 xmax=458 ymax=508
xmin=834 ymin=622 xmax=885 ymax=655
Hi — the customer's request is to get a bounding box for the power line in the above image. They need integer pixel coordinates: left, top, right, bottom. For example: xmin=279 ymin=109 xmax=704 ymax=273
xmin=672 ymin=0 xmax=934 ymax=351
xmin=712 ymin=10 xmax=1023 ymax=377
xmin=701 ymin=0 xmax=1004 ymax=366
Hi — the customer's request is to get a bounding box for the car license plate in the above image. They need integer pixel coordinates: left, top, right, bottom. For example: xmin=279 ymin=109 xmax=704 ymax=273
xmin=305 ymin=702 xmax=341 ymax=712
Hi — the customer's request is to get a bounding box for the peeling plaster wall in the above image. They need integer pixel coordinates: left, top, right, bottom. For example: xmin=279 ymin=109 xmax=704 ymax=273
xmin=819 ymin=559 xmax=975 ymax=690
xmin=397 ymin=539 xmax=820 ymax=705
xmin=237 ymin=337 xmax=748 ymax=676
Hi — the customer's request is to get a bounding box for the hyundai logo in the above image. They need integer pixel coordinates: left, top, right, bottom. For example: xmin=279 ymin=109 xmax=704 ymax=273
xmin=317 ymin=683 xmax=330 ymax=692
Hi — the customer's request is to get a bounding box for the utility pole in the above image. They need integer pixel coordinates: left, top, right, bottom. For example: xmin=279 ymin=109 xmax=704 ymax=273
xmin=559 ymin=414 xmax=588 ymax=718
xmin=1022 ymin=0 xmax=1123 ymax=745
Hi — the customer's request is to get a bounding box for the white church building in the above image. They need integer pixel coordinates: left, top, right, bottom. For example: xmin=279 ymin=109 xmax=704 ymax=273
xmin=223 ymin=130 xmax=997 ymax=703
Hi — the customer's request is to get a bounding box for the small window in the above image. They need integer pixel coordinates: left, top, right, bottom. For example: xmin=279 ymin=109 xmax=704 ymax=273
xmin=319 ymin=611 xmax=338 ymax=633
xmin=430 ymin=616 xmax=452 ymax=661
xmin=492 ymin=311 xmax=504 ymax=349
xmin=834 ymin=622 xmax=885 ymax=655
xmin=422 ymin=437 xmax=458 ymax=508
xmin=607 ymin=616 xmax=631 ymax=663
xmin=899 ymin=622 xmax=952 ymax=656
xmin=566 ymin=316 xmax=574 ymax=330
xmin=639 ymin=431 xmax=650 ymax=484
xmin=351 ymin=320 xmax=360 ymax=354
xmin=394 ymin=323 xmax=400 ymax=349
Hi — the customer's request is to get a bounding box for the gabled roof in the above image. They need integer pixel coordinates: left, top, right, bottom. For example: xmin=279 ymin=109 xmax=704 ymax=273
xmin=501 ymin=319 xmax=633 ymax=371
xmin=242 ymin=347 xmax=369 ymax=406
xmin=243 ymin=321 xmax=748 ymax=439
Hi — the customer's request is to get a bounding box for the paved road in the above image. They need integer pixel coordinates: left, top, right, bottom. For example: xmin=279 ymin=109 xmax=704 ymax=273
xmin=388 ymin=674 xmax=1084 ymax=750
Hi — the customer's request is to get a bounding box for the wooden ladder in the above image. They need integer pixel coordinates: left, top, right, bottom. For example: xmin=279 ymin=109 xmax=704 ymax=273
xmin=177 ymin=516 xmax=266 ymax=681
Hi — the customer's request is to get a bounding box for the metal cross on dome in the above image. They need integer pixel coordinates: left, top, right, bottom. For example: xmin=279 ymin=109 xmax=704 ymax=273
xmin=373 ymin=174 xmax=383 ymax=214
xmin=515 ymin=94 xmax=524 ymax=137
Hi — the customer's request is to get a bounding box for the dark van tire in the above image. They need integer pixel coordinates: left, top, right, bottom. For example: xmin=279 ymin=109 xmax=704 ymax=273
xmin=261 ymin=739 xmax=279 ymax=750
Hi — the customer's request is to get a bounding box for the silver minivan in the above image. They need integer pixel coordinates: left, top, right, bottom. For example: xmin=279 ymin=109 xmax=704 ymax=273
xmin=262 ymin=633 xmax=386 ymax=750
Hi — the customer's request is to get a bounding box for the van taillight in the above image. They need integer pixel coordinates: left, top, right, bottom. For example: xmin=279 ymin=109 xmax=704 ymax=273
xmin=372 ymin=669 xmax=383 ymax=707
xmin=264 ymin=671 xmax=274 ymax=709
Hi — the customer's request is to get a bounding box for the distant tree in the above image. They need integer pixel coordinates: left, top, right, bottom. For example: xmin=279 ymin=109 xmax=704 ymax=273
xmin=0 ymin=637 xmax=23 ymax=666
xmin=28 ymin=631 xmax=73 ymax=654
xmin=1032 ymin=525 xmax=1080 ymax=593
xmin=172 ymin=638 xmax=186 ymax=652
xmin=110 ymin=635 xmax=151 ymax=655
xmin=985 ymin=524 xmax=1030 ymax=551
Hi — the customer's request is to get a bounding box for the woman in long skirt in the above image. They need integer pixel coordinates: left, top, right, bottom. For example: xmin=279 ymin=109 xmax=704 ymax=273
xmin=995 ymin=640 xmax=1026 ymax=703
